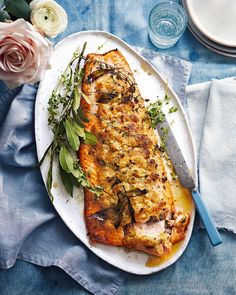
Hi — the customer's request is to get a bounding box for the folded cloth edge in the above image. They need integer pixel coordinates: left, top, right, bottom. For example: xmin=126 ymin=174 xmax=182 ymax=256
xmin=187 ymin=77 xmax=236 ymax=234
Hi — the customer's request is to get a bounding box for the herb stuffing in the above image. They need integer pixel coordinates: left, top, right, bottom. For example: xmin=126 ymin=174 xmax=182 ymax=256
xmin=39 ymin=42 xmax=103 ymax=201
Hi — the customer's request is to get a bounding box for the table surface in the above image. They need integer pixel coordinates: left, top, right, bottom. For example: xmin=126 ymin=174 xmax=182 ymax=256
xmin=1 ymin=1 xmax=236 ymax=294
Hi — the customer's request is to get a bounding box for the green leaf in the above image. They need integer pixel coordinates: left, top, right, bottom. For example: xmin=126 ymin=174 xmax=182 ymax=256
xmin=59 ymin=145 xmax=74 ymax=173
xmin=76 ymin=68 xmax=84 ymax=84
xmin=114 ymin=198 xmax=127 ymax=229
xmin=0 ymin=9 xmax=11 ymax=21
xmin=47 ymin=160 xmax=54 ymax=202
xmin=81 ymin=91 xmax=92 ymax=105
xmin=59 ymin=165 xmax=73 ymax=197
xmin=80 ymin=177 xmax=90 ymax=187
xmin=67 ymin=173 xmax=82 ymax=188
xmin=147 ymin=99 xmax=166 ymax=129
xmin=75 ymin=41 xmax=87 ymax=71
xmin=168 ymin=106 xmax=178 ymax=114
xmin=73 ymin=122 xmax=85 ymax=138
xmin=72 ymin=87 xmax=81 ymax=112
xmin=89 ymin=185 xmax=103 ymax=196
xmin=47 ymin=164 xmax=52 ymax=192
xmin=5 ymin=0 xmax=30 ymax=21
xmin=72 ymin=110 xmax=84 ymax=128
xmin=84 ymin=130 xmax=98 ymax=145
xmin=70 ymin=165 xmax=84 ymax=179
xmin=78 ymin=107 xmax=89 ymax=122
xmin=65 ymin=118 xmax=80 ymax=151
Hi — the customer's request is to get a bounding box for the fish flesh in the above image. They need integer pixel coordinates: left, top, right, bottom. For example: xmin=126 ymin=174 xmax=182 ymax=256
xmin=79 ymin=49 xmax=190 ymax=256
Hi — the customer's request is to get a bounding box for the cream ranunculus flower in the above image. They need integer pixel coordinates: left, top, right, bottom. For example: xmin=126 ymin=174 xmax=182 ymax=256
xmin=30 ymin=0 xmax=68 ymax=38
xmin=0 ymin=19 xmax=52 ymax=88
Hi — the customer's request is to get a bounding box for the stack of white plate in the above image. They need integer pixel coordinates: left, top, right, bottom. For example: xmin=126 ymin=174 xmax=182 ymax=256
xmin=182 ymin=0 xmax=236 ymax=58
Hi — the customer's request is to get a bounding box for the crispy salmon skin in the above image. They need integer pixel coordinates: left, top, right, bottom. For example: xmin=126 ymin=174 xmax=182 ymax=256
xmin=78 ymin=49 xmax=190 ymax=256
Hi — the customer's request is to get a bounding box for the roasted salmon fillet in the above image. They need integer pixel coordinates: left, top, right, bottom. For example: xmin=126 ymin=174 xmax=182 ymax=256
xmin=78 ymin=49 xmax=190 ymax=256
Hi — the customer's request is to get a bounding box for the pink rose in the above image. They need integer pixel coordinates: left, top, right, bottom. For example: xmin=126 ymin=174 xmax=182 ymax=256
xmin=0 ymin=19 xmax=52 ymax=88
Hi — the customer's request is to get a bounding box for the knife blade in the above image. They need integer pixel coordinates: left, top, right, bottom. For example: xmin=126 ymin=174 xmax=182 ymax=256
xmin=157 ymin=119 xmax=222 ymax=246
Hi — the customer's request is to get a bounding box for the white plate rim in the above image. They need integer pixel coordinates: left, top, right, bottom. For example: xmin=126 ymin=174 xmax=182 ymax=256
xmin=35 ymin=30 xmax=196 ymax=275
xmin=185 ymin=0 xmax=236 ymax=47
xmin=187 ymin=24 xmax=236 ymax=58
xmin=182 ymin=0 xmax=236 ymax=54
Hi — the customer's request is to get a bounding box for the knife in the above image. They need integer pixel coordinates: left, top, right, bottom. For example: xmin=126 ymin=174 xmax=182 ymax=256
xmin=157 ymin=119 xmax=222 ymax=246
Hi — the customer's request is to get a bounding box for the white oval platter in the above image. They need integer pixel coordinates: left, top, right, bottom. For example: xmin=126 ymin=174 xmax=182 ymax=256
xmin=35 ymin=30 xmax=196 ymax=275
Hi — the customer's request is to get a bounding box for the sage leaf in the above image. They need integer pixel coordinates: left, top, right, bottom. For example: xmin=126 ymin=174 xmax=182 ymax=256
xmin=127 ymin=197 xmax=136 ymax=223
xmin=65 ymin=118 xmax=80 ymax=151
xmin=43 ymin=43 xmax=104 ymax=202
xmin=97 ymin=92 xmax=117 ymax=104
xmin=70 ymin=166 xmax=83 ymax=179
xmin=5 ymin=0 xmax=31 ymax=21
xmin=114 ymin=198 xmax=127 ymax=229
xmin=72 ymin=110 xmax=84 ymax=128
xmin=81 ymin=91 xmax=92 ymax=105
xmin=67 ymin=173 xmax=82 ymax=188
xmin=59 ymin=165 xmax=73 ymax=197
xmin=73 ymin=122 xmax=85 ymax=138
xmin=59 ymin=145 xmax=74 ymax=173
xmin=78 ymin=107 xmax=89 ymax=122
xmin=72 ymin=87 xmax=81 ymax=112
xmin=80 ymin=177 xmax=90 ymax=187
xmin=84 ymin=130 xmax=98 ymax=145
xmin=88 ymin=185 xmax=103 ymax=196
xmin=0 ymin=9 xmax=11 ymax=21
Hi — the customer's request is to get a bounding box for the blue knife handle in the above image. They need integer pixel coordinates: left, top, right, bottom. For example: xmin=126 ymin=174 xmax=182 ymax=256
xmin=192 ymin=189 xmax=223 ymax=246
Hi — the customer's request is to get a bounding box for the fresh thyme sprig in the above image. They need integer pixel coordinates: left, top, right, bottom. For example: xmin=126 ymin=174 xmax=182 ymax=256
xmin=39 ymin=42 xmax=103 ymax=201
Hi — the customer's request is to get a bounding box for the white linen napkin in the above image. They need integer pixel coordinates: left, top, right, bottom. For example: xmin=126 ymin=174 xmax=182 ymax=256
xmin=187 ymin=78 xmax=236 ymax=233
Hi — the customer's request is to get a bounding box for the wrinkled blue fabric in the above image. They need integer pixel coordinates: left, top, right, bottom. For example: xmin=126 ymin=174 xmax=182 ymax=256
xmin=0 ymin=85 xmax=125 ymax=295
xmin=0 ymin=50 xmax=191 ymax=295
xmin=1 ymin=0 xmax=236 ymax=294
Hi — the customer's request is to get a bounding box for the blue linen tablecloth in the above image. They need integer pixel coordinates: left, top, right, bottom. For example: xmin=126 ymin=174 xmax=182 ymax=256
xmin=0 ymin=49 xmax=191 ymax=295
xmin=0 ymin=0 xmax=236 ymax=295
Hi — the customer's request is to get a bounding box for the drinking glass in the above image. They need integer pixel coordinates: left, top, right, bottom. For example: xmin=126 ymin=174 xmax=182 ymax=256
xmin=148 ymin=1 xmax=187 ymax=49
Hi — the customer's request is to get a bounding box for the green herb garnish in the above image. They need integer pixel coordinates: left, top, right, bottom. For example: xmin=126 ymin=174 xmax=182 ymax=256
xmin=39 ymin=42 xmax=103 ymax=201
xmin=147 ymin=99 xmax=166 ymax=129
xmin=147 ymin=86 xmax=178 ymax=129
xmin=147 ymin=86 xmax=179 ymax=157
xmin=168 ymin=106 xmax=178 ymax=114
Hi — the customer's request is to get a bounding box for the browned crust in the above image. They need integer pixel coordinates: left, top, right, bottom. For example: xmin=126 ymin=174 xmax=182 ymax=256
xmin=86 ymin=216 xmax=123 ymax=246
xmin=79 ymin=50 xmax=133 ymax=217
xmin=78 ymin=49 xmax=190 ymax=255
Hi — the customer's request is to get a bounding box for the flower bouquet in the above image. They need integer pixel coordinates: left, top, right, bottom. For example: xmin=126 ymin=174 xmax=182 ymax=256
xmin=0 ymin=0 xmax=68 ymax=88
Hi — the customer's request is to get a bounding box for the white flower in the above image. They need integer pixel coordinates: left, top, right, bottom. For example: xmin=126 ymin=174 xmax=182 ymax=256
xmin=30 ymin=0 xmax=68 ymax=38
xmin=0 ymin=19 xmax=52 ymax=88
